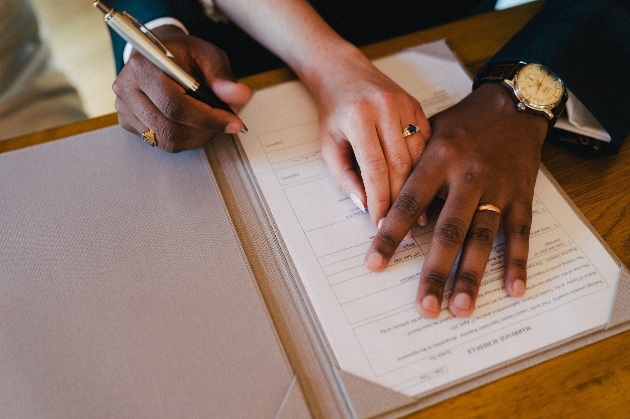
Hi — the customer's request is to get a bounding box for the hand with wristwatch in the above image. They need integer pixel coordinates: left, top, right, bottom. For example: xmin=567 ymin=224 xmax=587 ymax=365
xmin=473 ymin=61 xmax=568 ymax=125
xmin=365 ymin=60 xmax=568 ymax=319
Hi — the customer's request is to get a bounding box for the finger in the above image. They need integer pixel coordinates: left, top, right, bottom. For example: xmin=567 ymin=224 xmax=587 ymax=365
xmin=115 ymin=99 xmax=150 ymax=138
xmin=350 ymin=124 xmax=392 ymax=226
xmin=416 ymin=192 xmax=480 ymax=318
xmin=115 ymin=90 xmax=215 ymax=153
xmin=502 ymin=201 xmax=533 ymax=297
xmin=447 ymin=205 xmax=502 ymax=317
xmin=401 ymin=107 xmax=430 ymax=166
xmin=378 ymin=118 xmax=413 ymax=208
xmin=365 ymin=153 xmax=446 ymax=271
xmin=211 ymin=79 xmax=252 ymax=106
xmin=320 ymin=133 xmax=367 ymax=212
xmin=193 ymin=44 xmax=252 ymax=107
xmin=136 ymin=70 xmax=241 ymax=134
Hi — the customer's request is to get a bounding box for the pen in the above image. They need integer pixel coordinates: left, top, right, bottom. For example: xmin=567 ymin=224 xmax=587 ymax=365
xmin=93 ymin=0 xmax=247 ymax=133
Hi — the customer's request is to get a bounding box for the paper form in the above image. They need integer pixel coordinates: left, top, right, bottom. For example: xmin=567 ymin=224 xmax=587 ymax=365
xmin=236 ymin=40 xmax=620 ymax=397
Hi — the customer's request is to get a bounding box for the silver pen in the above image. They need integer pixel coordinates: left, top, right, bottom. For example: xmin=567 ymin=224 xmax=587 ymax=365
xmin=94 ymin=0 xmax=247 ymax=133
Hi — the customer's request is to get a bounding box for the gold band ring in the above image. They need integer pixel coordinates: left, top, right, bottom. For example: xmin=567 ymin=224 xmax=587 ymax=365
xmin=402 ymin=124 xmax=419 ymax=138
xmin=142 ymin=130 xmax=157 ymax=147
xmin=476 ymin=204 xmax=502 ymax=216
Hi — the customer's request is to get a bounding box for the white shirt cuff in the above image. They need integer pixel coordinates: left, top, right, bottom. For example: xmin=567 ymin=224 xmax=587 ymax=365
xmin=555 ymin=90 xmax=611 ymax=142
xmin=122 ymin=17 xmax=189 ymax=64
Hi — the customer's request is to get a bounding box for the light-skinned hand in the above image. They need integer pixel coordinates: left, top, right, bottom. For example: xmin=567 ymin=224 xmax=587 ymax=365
xmin=309 ymin=46 xmax=431 ymax=226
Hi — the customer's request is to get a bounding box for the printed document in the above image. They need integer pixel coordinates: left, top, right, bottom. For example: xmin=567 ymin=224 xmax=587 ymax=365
xmin=236 ymin=40 xmax=620 ymax=396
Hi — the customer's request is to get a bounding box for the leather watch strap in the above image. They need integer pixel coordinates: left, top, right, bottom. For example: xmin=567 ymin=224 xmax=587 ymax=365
xmin=472 ymin=61 xmax=524 ymax=90
xmin=472 ymin=61 xmax=568 ymax=125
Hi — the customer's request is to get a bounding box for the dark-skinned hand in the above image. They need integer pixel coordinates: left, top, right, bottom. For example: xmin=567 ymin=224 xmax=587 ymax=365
xmin=112 ymin=25 xmax=250 ymax=153
xmin=365 ymin=83 xmax=549 ymax=318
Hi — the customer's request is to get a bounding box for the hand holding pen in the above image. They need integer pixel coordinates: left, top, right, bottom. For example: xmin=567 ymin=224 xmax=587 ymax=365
xmin=95 ymin=1 xmax=250 ymax=152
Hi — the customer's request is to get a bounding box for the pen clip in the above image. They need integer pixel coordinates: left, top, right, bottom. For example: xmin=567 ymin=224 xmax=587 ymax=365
xmin=122 ymin=11 xmax=175 ymax=58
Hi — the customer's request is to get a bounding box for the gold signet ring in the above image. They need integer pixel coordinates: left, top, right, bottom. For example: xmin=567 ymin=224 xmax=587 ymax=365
xmin=142 ymin=130 xmax=157 ymax=147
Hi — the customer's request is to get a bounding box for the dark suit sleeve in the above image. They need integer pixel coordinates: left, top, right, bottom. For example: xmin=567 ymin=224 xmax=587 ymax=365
xmin=104 ymin=0 xmax=283 ymax=78
xmin=490 ymin=0 xmax=630 ymax=155
xmin=106 ymin=0 xmax=198 ymax=73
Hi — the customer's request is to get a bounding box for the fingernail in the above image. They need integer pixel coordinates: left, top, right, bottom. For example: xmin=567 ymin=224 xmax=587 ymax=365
xmin=241 ymin=124 xmax=248 ymax=133
xmin=404 ymin=230 xmax=412 ymax=240
xmin=350 ymin=192 xmax=366 ymax=212
xmin=512 ymin=279 xmax=526 ymax=296
xmin=377 ymin=218 xmax=385 ymax=229
xmin=365 ymin=251 xmax=384 ymax=270
xmin=418 ymin=212 xmax=427 ymax=227
xmin=452 ymin=293 xmax=471 ymax=310
xmin=421 ymin=295 xmax=439 ymax=314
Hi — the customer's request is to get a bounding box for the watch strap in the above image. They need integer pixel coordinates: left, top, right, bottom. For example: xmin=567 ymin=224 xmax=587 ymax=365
xmin=472 ymin=61 xmax=568 ymax=125
xmin=472 ymin=61 xmax=525 ymax=90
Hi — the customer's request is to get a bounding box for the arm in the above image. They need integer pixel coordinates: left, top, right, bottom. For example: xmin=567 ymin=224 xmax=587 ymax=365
xmin=107 ymin=0 xmax=173 ymax=72
xmin=109 ymin=0 xmax=431 ymax=226
xmin=492 ymin=0 xmax=630 ymax=155
xmin=366 ymin=0 xmax=630 ymax=318
xmin=214 ymin=0 xmax=432 ymax=225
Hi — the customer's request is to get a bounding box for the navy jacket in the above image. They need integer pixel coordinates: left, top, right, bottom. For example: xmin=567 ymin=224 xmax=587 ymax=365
xmin=106 ymin=0 xmax=630 ymax=155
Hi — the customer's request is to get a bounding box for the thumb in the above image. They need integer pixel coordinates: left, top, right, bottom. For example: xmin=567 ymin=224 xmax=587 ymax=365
xmin=192 ymin=42 xmax=251 ymax=106
xmin=210 ymin=79 xmax=252 ymax=106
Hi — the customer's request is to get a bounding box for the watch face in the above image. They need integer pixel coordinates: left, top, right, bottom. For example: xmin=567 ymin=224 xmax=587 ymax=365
xmin=514 ymin=63 xmax=564 ymax=109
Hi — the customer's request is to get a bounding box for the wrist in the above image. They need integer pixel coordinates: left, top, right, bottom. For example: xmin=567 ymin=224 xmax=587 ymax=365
xmin=297 ymin=41 xmax=371 ymax=101
xmin=476 ymin=83 xmax=548 ymax=146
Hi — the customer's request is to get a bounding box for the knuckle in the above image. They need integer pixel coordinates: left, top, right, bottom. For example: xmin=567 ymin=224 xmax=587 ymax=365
xmin=430 ymin=140 xmax=458 ymax=163
xmin=163 ymin=142 xmax=175 ymax=153
xmin=508 ymin=221 xmax=532 ymax=240
xmin=461 ymin=159 xmax=488 ymax=184
xmin=127 ymin=55 xmax=147 ymax=73
xmin=508 ymin=257 xmax=528 ymax=272
xmin=370 ymin=89 xmax=396 ymax=108
xmin=423 ymin=270 xmax=448 ymax=289
xmin=457 ymin=271 xmax=479 ymax=287
xmin=156 ymin=123 xmax=176 ymax=145
xmin=159 ymin=95 xmax=181 ymax=121
xmin=114 ymin=97 xmax=125 ymax=113
xmin=434 ymin=217 xmax=467 ymax=247
xmin=406 ymin=138 xmax=426 ymax=162
xmin=378 ymin=229 xmax=400 ymax=251
xmin=466 ymin=226 xmax=495 ymax=247
xmin=387 ymin=154 xmax=412 ymax=177
xmin=111 ymin=78 xmax=124 ymax=97
xmin=394 ymin=191 xmax=422 ymax=217
xmin=361 ymin=157 xmax=389 ymax=182
xmin=164 ymin=141 xmax=183 ymax=153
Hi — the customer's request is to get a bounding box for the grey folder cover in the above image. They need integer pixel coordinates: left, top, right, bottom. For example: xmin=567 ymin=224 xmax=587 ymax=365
xmin=0 ymin=129 xmax=309 ymax=419
xmin=2 ymin=112 xmax=630 ymax=418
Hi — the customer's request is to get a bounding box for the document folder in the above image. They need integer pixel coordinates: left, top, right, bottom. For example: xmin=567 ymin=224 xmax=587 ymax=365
xmin=1 ymin=41 xmax=628 ymax=418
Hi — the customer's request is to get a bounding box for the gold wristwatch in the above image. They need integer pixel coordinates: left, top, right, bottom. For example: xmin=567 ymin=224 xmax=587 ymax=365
xmin=473 ymin=61 xmax=568 ymax=125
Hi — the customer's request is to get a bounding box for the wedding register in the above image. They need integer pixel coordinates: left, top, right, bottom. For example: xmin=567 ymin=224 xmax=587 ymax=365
xmin=2 ymin=40 xmax=629 ymax=419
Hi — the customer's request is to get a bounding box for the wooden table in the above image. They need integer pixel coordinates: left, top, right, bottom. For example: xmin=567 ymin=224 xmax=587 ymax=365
xmin=2 ymin=2 xmax=629 ymax=417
